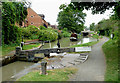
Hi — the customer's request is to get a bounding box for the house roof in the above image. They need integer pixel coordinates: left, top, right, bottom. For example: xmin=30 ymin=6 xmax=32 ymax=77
xmin=38 ymin=14 xmax=45 ymax=20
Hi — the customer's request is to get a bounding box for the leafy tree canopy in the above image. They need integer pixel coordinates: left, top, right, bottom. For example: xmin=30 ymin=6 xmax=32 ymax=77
xmin=71 ymin=1 xmax=120 ymax=45
xmin=2 ymin=2 xmax=28 ymax=44
xmin=71 ymin=1 xmax=120 ymax=19
xmin=57 ymin=3 xmax=86 ymax=33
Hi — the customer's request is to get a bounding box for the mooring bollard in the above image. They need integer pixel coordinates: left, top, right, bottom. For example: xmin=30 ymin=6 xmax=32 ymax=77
xmin=16 ymin=47 xmax=21 ymax=55
xmin=41 ymin=61 xmax=47 ymax=75
xmin=44 ymin=53 xmax=50 ymax=58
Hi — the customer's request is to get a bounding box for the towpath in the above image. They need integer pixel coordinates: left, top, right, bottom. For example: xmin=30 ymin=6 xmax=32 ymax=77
xmin=69 ymin=37 xmax=109 ymax=81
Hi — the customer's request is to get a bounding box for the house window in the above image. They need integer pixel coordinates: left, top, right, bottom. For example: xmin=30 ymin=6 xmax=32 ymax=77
xmin=31 ymin=15 xmax=34 ymax=17
xmin=44 ymin=24 xmax=47 ymax=28
xmin=31 ymin=23 xmax=34 ymax=24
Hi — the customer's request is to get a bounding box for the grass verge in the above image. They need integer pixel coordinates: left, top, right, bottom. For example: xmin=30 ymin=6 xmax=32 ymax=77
xmin=1 ymin=43 xmax=41 ymax=56
xmin=1 ymin=44 xmax=19 ymax=56
xmin=70 ymin=41 xmax=99 ymax=48
xmin=92 ymin=34 xmax=99 ymax=39
xmin=18 ymin=67 xmax=77 ymax=81
xmin=102 ymin=39 xmax=118 ymax=81
xmin=23 ymin=43 xmax=41 ymax=50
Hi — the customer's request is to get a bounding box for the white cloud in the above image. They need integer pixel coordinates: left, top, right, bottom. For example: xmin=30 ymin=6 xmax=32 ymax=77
xmin=83 ymin=9 xmax=113 ymax=27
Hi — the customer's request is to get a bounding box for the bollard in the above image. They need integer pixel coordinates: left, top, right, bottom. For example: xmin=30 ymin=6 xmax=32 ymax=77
xmin=41 ymin=61 xmax=47 ymax=75
xmin=16 ymin=47 xmax=21 ymax=55
xmin=44 ymin=53 xmax=50 ymax=58
xmin=20 ymin=42 xmax=24 ymax=50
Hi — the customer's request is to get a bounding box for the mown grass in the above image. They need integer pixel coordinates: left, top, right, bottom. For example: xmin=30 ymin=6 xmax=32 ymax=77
xmin=1 ymin=43 xmax=41 ymax=56
xmin=70 ymin=41 xmax=99 ymax=48
xmin=102 ymin=39 xmax=118 ymax=81
xmin=92 ymin=34 xmax=99 ymax=39
xmin=18 ymin=67 xmax=77 ymax=81
xmin=1 ymin=38 xmax=34 ymax=56
xmin=1 ymin=44 xmax=19 ymax=56
xmin=22 ymin=43 xmax=41 ymax=50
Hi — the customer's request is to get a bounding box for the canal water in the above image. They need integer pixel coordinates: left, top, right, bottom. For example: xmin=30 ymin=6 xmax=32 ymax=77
xmin=42 ymin=37 xmax=97 ymax=49
xmin=1 ymin=37 xmax=97 ymax=81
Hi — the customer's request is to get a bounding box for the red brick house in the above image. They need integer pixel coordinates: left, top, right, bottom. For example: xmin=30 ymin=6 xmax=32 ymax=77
xmin=16 ymin=8 xmax=49 ymax=28
xmin=38 ymin=14 xmax=49 ymax=28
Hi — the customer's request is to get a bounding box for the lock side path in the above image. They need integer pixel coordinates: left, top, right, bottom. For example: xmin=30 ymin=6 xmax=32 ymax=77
xmin=69 ymin=37 xmax=109 ymax=81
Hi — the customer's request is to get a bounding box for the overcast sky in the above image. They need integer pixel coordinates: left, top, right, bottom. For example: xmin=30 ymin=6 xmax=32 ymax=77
xmin=28 ymin=0 xmax=113 ymax=27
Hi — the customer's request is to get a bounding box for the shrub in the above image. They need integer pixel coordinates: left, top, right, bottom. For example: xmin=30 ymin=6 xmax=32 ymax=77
xmin=30 ymin=35 xmax=39 ymax=40
xmin=21 ymin=28 xmax=31 ymax=39
xmin=39 ymin=26 xmax=47 ymax=30
xmin=21 ymin=26 xmax=39 ymax=39
xmin=113 ymin=30 xmax=118 ymax=40
xmin=2 ymin=25 xmax=22 ymax=44
xmin=27 ymin=25 xmax=39 ymax=34
xmin=92 ymin=34 xmax=99 ymax=39
xmin=38 ymin=30 xmax=58 ymax=41
xmin=61 ymin=28 xmax=71 ymax=37
xmin=62 ymin=31 xmax=71 ymax=37
xmin=62 ymin=30 xmax=71 ymax=37
xmin=63 ymin=28 xmax=68 ymax=31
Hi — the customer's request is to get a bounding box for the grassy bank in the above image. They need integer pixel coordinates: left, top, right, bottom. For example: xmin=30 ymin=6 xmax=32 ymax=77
xmin=23 ymin=43 xmax=41 ymax=50
xmin=102 ymin=39 xmax=118 ymax=81
xmin=1 ymin=43 xmax=41 ymax=56
xmin=70 ymin=41 xmax=99 ymax=48
xmin=18 ymin=67 xmax=77 ymax=81
xmin=2 ymin=44 xmax=19 ymax=56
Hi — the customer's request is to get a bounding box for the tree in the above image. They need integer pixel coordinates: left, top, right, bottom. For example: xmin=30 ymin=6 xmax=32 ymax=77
xmin=57 ymin=3 xmax=86 ymax=33
xmin=94 ymin=17 xmax=119 ymax=36
xmin=71 ymin=1 xmax=120 ymax=46
xmin=89 ymin=23 xmax=95 ymax=31
xmin=2 ymin=2 xmax=28 ymax=44
xmin=71 ymin=2 xmax=118 ymax=14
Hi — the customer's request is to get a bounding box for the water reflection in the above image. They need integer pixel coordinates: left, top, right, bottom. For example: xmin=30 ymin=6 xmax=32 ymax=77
xmin=42 ymin=38 xmax=80 ymax=49
xmin=81 ymin=37 xmax=97 ymax=44
xmin=2 ymin=61 xmax=34 ymax=81
xmin=42 ymin=37 xmax=97 ymax=49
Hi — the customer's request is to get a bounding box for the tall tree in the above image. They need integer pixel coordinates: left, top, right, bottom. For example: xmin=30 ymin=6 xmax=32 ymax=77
xmin=2 ymin=2 xmax=28 ymax=44
xmin=57 ymin=3 xmax=86 ymax=33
